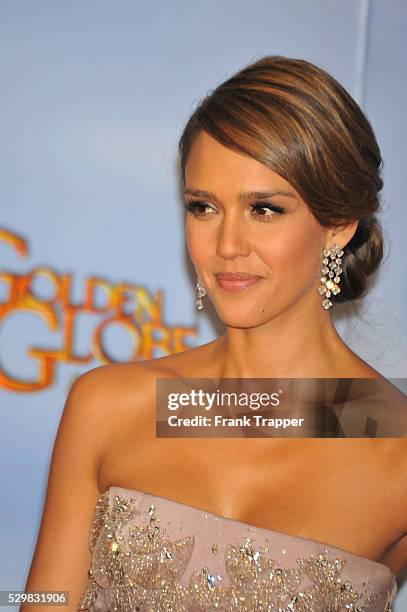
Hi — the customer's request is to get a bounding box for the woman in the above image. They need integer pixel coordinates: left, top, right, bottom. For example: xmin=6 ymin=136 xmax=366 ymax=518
xmin=23 ymin=56 xmax=406 ymax=611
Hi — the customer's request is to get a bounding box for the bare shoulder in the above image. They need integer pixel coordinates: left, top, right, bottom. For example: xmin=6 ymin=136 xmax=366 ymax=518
xmin=373 ymin=438 xmax=407 ymax=532
xmin=67 ymin=361 xmax=164 ymax=452
xmin=339 ymin=341 xmax=389 ymax=378
xmin=343 ymin=354 xmax=383 ymax=378
xmin=74 ymin=338 xmax=222 ymax=455
xmin=74 ymin=336 xmax=222 ymax=415
xmin=374 ymin=438 xmax=407 ymax=575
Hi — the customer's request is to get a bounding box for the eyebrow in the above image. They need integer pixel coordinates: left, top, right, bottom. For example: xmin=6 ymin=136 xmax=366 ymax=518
xmin=184 ymin=188 xmax=297 ymax=200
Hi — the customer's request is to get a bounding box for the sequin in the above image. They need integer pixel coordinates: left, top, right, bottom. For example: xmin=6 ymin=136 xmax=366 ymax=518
xmin=78 ymin=491 xmax=396 ymax=611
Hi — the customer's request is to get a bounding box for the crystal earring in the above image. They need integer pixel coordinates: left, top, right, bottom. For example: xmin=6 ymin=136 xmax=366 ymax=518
xmin=318 ymin=243 xmax=344 ymax=309
xmin=195 ymin=277 xmax=206 ymax=310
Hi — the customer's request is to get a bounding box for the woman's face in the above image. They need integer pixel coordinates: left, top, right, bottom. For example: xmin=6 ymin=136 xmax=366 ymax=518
xmin=184 ymin=130 xmax=329 ymax=328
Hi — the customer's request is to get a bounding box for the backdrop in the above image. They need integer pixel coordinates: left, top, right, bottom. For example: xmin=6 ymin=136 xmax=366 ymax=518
xmin=0 ymin=0 xmax=406 ymax=608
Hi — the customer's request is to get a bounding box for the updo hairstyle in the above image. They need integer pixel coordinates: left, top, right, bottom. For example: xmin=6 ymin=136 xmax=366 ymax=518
xmin=178 ymin=55 xmax=384 ymax=303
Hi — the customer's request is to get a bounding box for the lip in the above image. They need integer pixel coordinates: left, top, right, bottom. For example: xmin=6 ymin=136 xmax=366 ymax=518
xmin=214 ymin=272 xmax=264 ymax=293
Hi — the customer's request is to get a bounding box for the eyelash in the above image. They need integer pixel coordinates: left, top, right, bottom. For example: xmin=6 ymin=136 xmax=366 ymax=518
xmin=184 ymin=200 xmax=286 ymax=222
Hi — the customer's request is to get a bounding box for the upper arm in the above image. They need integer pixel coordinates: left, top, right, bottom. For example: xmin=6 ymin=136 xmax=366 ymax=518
xmin=22 ymin=365 xmax=114 ymax=611
xmin=380 ymin=534 xmax=407 ymax=579
xmin=379 ymin=440 xmax=407 ymax=578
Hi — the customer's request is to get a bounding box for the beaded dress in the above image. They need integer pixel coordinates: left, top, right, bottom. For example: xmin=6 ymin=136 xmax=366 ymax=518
xmin=77 ymin=485 xmax=397 ymax=611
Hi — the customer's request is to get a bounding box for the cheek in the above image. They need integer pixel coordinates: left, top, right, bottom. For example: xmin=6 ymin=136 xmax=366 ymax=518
xmin=258 ymin=223 xmax=322 ymax=282
xmin=185 ymin=221 xmax=211 ymax=266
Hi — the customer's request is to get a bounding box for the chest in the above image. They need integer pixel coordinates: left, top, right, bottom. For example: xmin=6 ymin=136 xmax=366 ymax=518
xmin=99 ymin=436 xmax=403 ymax=563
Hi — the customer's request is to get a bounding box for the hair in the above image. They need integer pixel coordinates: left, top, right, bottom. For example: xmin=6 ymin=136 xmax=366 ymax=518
xmin=178 ymin=55 xmax=385 ymax=304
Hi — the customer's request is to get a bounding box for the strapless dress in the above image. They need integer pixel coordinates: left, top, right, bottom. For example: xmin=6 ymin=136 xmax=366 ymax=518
xmin=77 ymin=485 xmax=397 ymax=611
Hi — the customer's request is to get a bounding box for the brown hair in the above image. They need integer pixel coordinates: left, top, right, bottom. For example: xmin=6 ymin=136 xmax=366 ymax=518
xmin=178 ymin=55 xmax=384 ymax=303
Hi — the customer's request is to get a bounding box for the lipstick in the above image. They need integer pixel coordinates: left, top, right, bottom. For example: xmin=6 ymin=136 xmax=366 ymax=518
xmin=214 ymin=272 xmax=264 ymax=293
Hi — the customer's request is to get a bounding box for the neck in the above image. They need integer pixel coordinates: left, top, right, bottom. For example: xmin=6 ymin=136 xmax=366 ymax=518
xmin=216 ymin=298 xmax=354 ymax=378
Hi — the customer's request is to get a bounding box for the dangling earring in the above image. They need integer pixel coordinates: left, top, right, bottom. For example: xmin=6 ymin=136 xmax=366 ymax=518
xmin=318 ymin=243 xmax=344 ymax=309
xmin=195 ymin=277 xmax=206 ymax=310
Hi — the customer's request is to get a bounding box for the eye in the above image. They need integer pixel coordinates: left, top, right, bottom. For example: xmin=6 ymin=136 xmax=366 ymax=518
xmin=184 ymin=200 xmax=216 ymax=218
xmin=251 ymin=200 xmax=286 ymax=221
xmin=184 ymin=199 xmax=287 ymax=221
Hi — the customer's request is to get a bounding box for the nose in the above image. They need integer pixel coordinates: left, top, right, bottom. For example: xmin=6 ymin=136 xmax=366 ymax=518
xmin=216 ymin=211 xmax=251 ymax=259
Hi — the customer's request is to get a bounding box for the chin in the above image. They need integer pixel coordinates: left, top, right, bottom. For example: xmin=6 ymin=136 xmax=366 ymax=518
xmin=213 ymin=305 xmax=272 ymax=329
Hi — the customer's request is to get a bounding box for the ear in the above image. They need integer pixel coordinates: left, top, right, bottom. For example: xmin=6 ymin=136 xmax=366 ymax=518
xmin=326 ymin=219 xmax=358 ymax=250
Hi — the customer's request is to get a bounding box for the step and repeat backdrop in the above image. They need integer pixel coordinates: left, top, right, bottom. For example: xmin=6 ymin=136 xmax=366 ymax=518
xmin=0 ymin=1 xmax=406 ymax=608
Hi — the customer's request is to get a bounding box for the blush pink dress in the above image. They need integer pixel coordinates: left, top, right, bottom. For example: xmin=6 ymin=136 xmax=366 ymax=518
xmin=77 ymin=486 xmax=397 ymax=611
